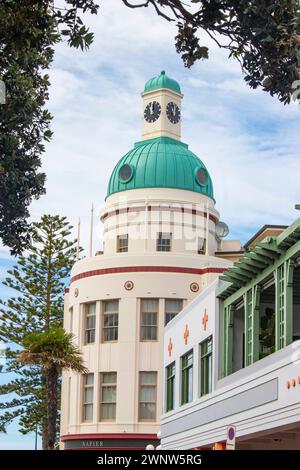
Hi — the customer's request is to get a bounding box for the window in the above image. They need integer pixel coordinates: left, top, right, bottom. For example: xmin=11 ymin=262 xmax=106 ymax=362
xmin=259 ymin=281 xmax=275 ymax=360
xmin=157 ymin=232 xmax=171 ymax=252
xmin=181 ymin=350 xmax=193 ymax=405
xmin=103 ymin=300 xmax=119 ymax=342
xmin=119 ymin=164 xmax=134 ymax=183
xmin=84 ymin=303 xmax=96 ymax=344
xmin=165 ymin=299 xmax=183 ymax=325
xmin=166 ymin=362 xmax=175 ymax=412
xmin=200 ymin=337 xmax=212 ymax=397
xmin=198 ymin=237 xmax=206 ymax=255
xmin=117 ymin=234 xmax=128 ymax=253
xmin=82 ymin=373 xmax=94 ymax=421
xmin=139 ymin=372 xmax=157 ymax=421
xmin=140 ymin=299 xmax=158 ymax=341
xmin=69 ymin=307 xmax=73 ymax=333
xmin=100 ymin=372 xmax=117 ymax=421
xmin=195 ymin=167 xmax=208 ymax=186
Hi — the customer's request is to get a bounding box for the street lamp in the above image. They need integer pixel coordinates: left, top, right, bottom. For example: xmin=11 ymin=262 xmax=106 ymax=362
xmin=145 ymin=431 xmax=162 ymax=450
xmin=145 ymin=444 xmax=155 ymax=450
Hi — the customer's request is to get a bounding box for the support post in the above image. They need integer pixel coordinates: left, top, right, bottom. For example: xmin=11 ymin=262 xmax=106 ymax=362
xmin=222 ymin=304 xmax=234 ymax=377
xmin=275 ymin=260 xmax=294 ymax=350
xmin=244 ymin=285 xmax=260 ymax=366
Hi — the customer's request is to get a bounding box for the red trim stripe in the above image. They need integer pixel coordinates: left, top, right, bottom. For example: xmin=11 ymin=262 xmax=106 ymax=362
xmin=101 ymin=205 xmax=218 ymax=223
xmin=65 ymin=287 xmax=70 ymax=293
xmin=71 ymin=266 xmax=227 ymax=283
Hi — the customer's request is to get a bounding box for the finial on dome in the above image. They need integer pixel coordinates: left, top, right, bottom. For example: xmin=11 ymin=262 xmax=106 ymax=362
xmin=143 ymin=70 xmax=181 ymax=94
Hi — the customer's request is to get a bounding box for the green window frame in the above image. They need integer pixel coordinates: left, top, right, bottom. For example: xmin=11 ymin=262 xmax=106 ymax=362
xmin=166 ymin=362 xmax=175 ymax=412
xmin=200 ymin=336 xmax=212 ymax=397
xmin=181 ymin=350 xmax=193 ymax=405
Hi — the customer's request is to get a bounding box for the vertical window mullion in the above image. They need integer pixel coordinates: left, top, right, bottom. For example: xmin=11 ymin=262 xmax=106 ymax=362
xmin=200 ymin=337 xmax=212 ymax=397
xmin=166 ymin=362 xmax=175 ymax=411
xmin=181 ymin=351 xmax=193 ymax=405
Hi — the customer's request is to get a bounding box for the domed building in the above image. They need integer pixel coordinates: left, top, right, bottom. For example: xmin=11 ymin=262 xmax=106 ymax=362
xmin=60 ymin=71 xmax=243 ymax=450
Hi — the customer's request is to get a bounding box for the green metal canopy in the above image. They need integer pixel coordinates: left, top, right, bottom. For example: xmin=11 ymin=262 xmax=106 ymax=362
xmin=217 ymin=217 xmax=300 ymax=300
xmin=218 ymin=215 xmax=300 ymax=378
xmin=143 ymin=70 xmax=181 ymax=95
xmin=106 ymin=136 xmax=214 ymax=199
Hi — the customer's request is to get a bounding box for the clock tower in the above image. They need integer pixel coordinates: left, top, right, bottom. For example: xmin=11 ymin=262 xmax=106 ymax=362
xmin=60 ymin=69 xmax=243 ymax=452
xmin=141 ymin=70 xmax=183 ymax=141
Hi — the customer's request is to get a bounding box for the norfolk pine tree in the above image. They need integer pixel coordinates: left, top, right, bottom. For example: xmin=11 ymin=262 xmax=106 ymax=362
xmin=0 ymin=214 xmax=78 ymax=449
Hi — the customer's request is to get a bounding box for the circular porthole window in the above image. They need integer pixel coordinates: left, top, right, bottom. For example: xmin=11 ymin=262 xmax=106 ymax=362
xmin=118 ymin=164 xmax=134 ymax=183
xmin=195 ymin=167 xmax=208 ymax=186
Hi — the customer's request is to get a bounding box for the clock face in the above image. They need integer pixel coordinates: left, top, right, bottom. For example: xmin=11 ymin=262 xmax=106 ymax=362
xmin=144 ymin=101 xmax=161 ymax=123
xmin=166 ymin=101 xmax=181 ymax=124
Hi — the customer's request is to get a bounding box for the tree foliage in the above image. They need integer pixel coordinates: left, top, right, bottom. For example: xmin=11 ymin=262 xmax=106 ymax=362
xmin=0 ymin=1 xmax=98 ymax=254
xmin=0 ymin=215 xmax=77 ymax=448
xmin=1 ymin=1 xmax=300 ymax=253
xmin=122 ymin=1 xmax=300 ymax=103
xmin=18 ymin=327 xmax=87 ymax=450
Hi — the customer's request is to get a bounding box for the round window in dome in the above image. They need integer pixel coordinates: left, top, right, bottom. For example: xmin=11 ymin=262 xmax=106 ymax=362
xmin=118 ymin=164 xmax=134 ymax=183
xmin=195 ymin=167 xmax=208 ymax=186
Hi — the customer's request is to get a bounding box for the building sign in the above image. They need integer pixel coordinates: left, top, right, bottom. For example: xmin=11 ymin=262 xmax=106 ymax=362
xmin=63 ymin=437 xmax=158 ymax=450
xmin=226 ymin=425 xmax=236 ymax=450
xmin=82 ymin=440 xmax=104 ymax=448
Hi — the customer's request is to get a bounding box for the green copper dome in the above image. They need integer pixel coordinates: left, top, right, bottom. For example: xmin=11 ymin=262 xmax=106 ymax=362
xmin=106 ymin=137 xmax=214 ymax=199
xmin=144 ymin=70 xmax=181 ymax=94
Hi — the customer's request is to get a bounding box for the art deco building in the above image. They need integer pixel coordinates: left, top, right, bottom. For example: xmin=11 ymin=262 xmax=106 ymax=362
xmin=60 ymin=71 xmax=242 ymax=450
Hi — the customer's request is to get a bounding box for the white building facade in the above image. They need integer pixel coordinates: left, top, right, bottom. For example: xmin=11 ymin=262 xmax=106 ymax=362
xmin=161 ymin=220 xmax=300 ymax=450
xmin=60 ymin=71 xmax=242 ymax=450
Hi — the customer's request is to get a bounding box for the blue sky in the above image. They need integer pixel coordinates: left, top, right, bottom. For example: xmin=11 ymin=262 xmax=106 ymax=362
xmin=1 ymin=1 xmax=300 ymax=448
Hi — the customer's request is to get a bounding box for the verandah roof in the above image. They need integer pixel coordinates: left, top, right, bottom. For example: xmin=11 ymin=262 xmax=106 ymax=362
xmin=217 ymin=215 xmax=300 ymax=301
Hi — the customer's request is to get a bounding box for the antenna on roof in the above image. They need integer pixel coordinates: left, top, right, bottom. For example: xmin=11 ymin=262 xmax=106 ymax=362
xmin=89 ymin=204 xmax=94 ymax=257
xmin=76 ymin=217 xmax=81 ymax=261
